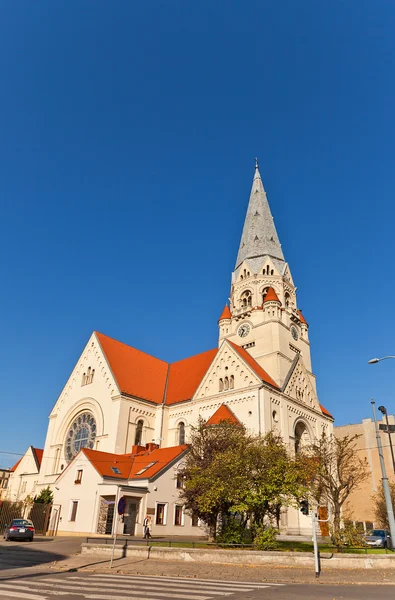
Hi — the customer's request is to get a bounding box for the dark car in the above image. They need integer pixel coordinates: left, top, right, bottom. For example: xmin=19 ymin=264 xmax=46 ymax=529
xmin=364 ymin=529 xmax=392 ymax=548
xmin=3 ymin=519 xmax=35 ymax=541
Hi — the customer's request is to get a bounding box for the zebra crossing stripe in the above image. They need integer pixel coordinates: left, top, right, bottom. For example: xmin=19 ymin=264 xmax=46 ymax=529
xmin=66 ymin=575 xmax=252 ymax=593
xmin=0 ymin=585 xmax=49 ymax=599
xmin=11 ymin=578 xmax=214 ymax=600
xmin=92 ymin=574 xmax=281 ymax=588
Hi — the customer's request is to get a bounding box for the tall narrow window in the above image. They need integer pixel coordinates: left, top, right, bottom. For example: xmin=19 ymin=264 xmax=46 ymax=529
xmin=229 ymin=375 xmax=234 ymax=390
xmin=70 ymin=501 xmax=78 ymax=522
xmin=174 ymin=505 xmax=183 ymax=526
xmin=156 ymin=503 xmax=166 ymax=525
xmin=241 ymin=290 xmax=252 ymax=308
xmin=178 ymin=422 xmax=185 ymax=445
xmin=135 ymin=420 xmax=143 ymax=445
xmin=224 ymin=376 xmax=229 ymax=390
xmin=219 ymin=378 xmax=224 ymax=392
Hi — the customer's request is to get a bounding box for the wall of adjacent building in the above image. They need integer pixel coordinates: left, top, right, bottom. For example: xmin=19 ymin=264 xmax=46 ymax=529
xmin=335 ymin=416 xmax=395 ymax=525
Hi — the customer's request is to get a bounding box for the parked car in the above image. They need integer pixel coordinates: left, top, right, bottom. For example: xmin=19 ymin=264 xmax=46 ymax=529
xmin=3 ymin=519 xmax=35 ymax=541
xmin=364 ymin=529 xmax=392 ymax=548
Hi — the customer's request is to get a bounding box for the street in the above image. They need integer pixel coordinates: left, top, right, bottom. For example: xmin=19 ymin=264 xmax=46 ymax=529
xmin=0 ymin=572 xmax=394 ymax=600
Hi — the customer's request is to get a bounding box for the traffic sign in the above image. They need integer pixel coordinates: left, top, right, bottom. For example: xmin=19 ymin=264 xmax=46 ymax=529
xmin=118 ymin=496 xmax=126 ymax=515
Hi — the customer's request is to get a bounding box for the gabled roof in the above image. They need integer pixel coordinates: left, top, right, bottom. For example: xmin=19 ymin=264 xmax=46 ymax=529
xmin=96 ymin=331 xmax=217 ymax=406
xmin=263 ymin=287 xmax=281 ymax=304
xmin=218 ymin=305 xmax=232 ymax=321
xmin=81 ymin=445 xmax=188 ymax=481
xmin=95 ymin=331 xmax=168 ymax=404
xmin=9 ymin=447 xmax=43 ymax=473
xmin=166 ymin=349 xmax=218 ymax=405
xmin=206 ymin=404 xmax=242 ymax=426
xmin=228 ymin=340 xmax=279 ymax=389
xmin=32 ymin=448 xmax=43 ymax=470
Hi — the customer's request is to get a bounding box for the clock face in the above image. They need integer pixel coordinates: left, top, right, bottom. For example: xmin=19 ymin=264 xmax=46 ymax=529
xmin=65 ymin=411 xmax=97 ymax=462
xmin=238 ymin=323 xmax=250 ymax=338
xmin=290 ymin=326 xmax=298 ymax=341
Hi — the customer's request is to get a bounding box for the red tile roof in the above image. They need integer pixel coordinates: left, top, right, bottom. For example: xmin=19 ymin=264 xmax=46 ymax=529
xmin=206 ymin=404 xmax=241 ymax=426
xmin=96 ymin=332 xmax=168 ymax=404
xmin=228 ymin=340 xmax=279 ymax=389
xmin=166 ymin=349 xmax=218 ymax=405
xmin=96 ymin=331 xmax=217 ymax=406
xmin=81 ymin=445 xmax=188 ymax=480
xmin=298 ymin=310 xmax=308 ymax=326
xmin=33 ymin=448 xmax=43 ymax=467
xmin=218 ymin=305 xmax=232 ymax=321
xmin=263 ymin=287 xmax=281 ymax=304
xmin=320 ymin=403 xmax=334 ymax=419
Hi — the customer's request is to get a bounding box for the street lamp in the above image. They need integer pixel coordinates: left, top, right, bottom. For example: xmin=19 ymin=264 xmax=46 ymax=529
xmin=371 ymin=400 xmax=395 ymax=549
xmin=378 ymin=405 xmax=395 ymax=475
xmin=368 ymin=356 xmax=395 ymax=364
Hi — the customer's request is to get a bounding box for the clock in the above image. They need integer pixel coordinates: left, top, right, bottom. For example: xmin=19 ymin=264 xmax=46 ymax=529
xmin=65 ymin=411 xmax=97 ymax=462
xmin=290 ymin=325 xmax=298 ymax=341
xmin=238 ymin=323 xmax=250 ymax=338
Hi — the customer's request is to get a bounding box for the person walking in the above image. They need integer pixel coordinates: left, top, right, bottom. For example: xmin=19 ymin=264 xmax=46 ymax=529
xmin=143 ymin=515 xmax=152 ymax=539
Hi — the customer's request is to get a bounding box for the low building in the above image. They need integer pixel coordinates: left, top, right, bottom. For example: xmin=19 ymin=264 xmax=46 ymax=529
xmin=7 ymin=447 xmax=43 ymax=502
xmin=0 ymin=469 xmax=11 ymax=500
xmin=53 ymin=442 xmax=203 ymax=536
xmin=334 ymin=414 xmax=395 ymax=529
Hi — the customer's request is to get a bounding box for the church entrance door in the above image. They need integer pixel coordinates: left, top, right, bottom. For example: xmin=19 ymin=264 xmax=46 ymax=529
xmin=123 ymin=499 xmax=138 ymax=535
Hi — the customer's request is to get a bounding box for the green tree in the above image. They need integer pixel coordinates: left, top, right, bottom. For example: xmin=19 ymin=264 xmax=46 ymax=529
xmin=34 ymin=486 xmax=53 ymax=505
xmin=308 ymin=433 xmax=369 ymax=545
xmin=373 ymin=481 xmax=395 ymax=529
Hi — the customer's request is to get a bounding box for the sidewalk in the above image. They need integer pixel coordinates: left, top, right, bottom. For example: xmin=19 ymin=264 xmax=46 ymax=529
xmin=47 ymin=553 xmax=395 ymax=585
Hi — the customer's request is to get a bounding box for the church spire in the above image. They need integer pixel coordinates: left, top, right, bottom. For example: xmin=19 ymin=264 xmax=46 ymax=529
xmin=235 ymin=161 xmax=285 ymax=274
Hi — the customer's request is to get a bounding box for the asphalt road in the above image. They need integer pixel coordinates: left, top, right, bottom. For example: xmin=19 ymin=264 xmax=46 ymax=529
xmin=0 ymin=572 xmax=393 ymax=600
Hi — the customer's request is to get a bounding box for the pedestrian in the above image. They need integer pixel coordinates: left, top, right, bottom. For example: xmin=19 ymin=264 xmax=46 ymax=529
xmin=143 ymin=515 xmax=151 ymax=539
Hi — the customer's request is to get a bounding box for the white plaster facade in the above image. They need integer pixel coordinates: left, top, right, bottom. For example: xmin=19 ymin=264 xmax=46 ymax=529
xmin=9 ymin=165 xmax=334 ymax=536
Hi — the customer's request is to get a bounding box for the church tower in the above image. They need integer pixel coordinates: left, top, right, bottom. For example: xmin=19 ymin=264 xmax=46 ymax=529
xmin=219 ymin=162 xmax=315 ymax=390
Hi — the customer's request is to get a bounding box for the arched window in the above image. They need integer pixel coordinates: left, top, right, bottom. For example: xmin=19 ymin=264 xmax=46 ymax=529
xmin=285 ymin=292 xmax=291 ymax=308
xmin=224 ymin=376 xmax=229 ymax=390
xmin=229 ymin=375 xmax=234 ymax=389
xmin=271 ymin=269 xmax=274 ymax=275
xmin=241 ymin=290 xmax=252 ymax=308
xmin=178 ymin=422 xmax=185 ymax=445
xmin=294 ymin=421 xmax=310 ymax=453
xmin=135 ymin=420 xmax=144 ymax=445
xmin=91 ymin=369 xmax=95 ymax=383
xmin=219 ymin=378 xmax=224 ymax=392
xmin=87 ymin=367 xmax=91 ymax=383
xmin=82 ymin=372 xmax=86 ymax=386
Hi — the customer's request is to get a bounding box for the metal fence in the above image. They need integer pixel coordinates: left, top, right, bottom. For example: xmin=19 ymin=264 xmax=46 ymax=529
xmin=0 ymin=500 xmax=60 ymax=535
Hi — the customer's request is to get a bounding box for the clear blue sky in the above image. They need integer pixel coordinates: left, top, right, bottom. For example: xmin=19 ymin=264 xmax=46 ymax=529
xmin=1 ymin=1 xmax=395 ymax=468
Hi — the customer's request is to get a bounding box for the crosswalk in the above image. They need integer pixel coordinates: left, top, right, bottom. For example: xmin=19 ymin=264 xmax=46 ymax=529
xmin=0 ymin=573 xmax=285 ymax=599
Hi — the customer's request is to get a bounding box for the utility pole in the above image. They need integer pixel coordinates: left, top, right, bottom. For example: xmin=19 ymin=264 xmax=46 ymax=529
xmin=372 ymin=400 xmax=395 ymax=548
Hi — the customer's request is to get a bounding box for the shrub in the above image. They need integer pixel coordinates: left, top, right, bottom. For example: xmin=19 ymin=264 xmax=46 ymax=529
xmin=217 ymin=518 xmax=251 ymax=545
xmin=253 ymin=525 xmax=278 ymax=550
xmin=330 ymin=521 xmax=366 ymax=548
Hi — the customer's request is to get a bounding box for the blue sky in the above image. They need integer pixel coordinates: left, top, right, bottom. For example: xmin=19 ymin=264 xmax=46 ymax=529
xmin=1 ymin=1 xmax=395 ymax=467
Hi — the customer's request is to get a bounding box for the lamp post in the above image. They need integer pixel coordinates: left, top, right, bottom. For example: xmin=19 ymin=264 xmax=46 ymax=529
xmin=378 ymin=405 xmax=395 ymax=475
xmin=368 ymin=356 xmax=395 ymax=475
xmin=371 ymin=400 xmax=395 ymax=548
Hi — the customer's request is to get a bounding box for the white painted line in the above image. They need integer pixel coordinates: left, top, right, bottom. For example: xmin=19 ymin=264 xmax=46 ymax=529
xmin=18 ymin=580 xmax=213 ymax=600
xmin=65 ymin=576 xmax=250 ymax=593
xmin=0 ymin=584 xmax=47 ymax=599
xmin=90 ymin=574 xmax=283 ymax=587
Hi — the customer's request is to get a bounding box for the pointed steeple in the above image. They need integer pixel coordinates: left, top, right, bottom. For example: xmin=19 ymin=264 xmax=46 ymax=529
xmin=235 ymin=162 xmax=285 ymax=273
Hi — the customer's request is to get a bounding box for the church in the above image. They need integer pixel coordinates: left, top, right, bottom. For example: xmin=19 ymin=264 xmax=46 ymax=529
xmin=9 ymin=164 xmax=333 ymax=537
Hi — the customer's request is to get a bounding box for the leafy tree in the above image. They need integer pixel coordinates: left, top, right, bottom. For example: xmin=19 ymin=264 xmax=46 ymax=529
xmin=373 ymin=481 xmax=395 ymax=529
xmin=34 ymin=486 xmax=53 ymax=505
xmin=179 ymin=421 xmax=311 ymax=541
xmin=179 ymin=418 xmax=251 ymax=540
xmin=307 ymin=433 xmax=369 ymax=545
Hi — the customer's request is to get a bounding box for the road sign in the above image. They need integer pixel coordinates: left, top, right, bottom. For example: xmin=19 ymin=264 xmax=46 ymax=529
xmin=117 ymin=496 xmax=126 ymax=515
